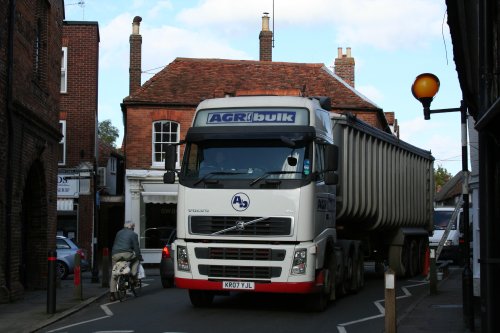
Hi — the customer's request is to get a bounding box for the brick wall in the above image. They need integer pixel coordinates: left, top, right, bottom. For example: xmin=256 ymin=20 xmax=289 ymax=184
xmin=59 ymin=22 xmax=99 ymax=259
xmin=0 ymin=0 xmax=64 ymax=302
xmin=126 ymin=106 xmax=195 ymax=169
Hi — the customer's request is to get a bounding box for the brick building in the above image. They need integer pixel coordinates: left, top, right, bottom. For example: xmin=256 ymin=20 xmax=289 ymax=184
xmin=120 ymin=15 xmax=399 ymax=263
xmin=0 ymin=0 xmax=64 ymax=302
xmin=57 ymin=21 xmax=100 ymax=265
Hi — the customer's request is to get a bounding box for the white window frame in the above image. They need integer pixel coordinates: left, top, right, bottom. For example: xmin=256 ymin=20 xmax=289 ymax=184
xmin=59 ymin=120 xmax=66 ymax=165
xmin=152 ymin=121 xmax=180 ymax=168
xmin=61 ymin=47 xmax=67 ymax=93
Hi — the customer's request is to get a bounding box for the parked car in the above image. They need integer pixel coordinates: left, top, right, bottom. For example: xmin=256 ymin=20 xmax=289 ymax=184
xmin=159 ymin=228 xmax=176 ymax=288
xmin=56 ymin=235 xmax=89 ymax=279
xmin=429 ymin=207 xmax=463 ymax=264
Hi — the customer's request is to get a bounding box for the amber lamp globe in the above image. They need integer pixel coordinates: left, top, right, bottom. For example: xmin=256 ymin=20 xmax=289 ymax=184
xmin=411 ymin=73 xmax=440 ymax=119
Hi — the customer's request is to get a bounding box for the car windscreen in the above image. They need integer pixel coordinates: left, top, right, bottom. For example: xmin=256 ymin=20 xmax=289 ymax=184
xmin=433 ymin=210 xmax=457 ymax=230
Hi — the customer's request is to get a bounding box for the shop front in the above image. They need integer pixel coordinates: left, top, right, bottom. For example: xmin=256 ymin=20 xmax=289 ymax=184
xmin=125 ymin=172 xmax=178 ymax=264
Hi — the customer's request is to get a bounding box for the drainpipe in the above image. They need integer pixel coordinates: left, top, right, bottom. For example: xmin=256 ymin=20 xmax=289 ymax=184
xmin=4 ymin=0 xmax=17 ymax=297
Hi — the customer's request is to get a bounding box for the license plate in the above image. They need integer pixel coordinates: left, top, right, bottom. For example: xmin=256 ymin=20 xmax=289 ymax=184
xmin=222 ymin=281 xmax=255 ymax=290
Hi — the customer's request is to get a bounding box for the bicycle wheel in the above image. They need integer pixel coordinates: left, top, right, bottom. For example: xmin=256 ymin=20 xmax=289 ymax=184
xmin=115 ymin=275 xmax=127 ymax=301
xmin=131 ymin=278 xmax=142 ymax=297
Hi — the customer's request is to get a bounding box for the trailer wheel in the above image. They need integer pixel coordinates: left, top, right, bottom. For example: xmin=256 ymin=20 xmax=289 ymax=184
xmin=417 ymin=238 xmax=429 ymax=275
xmin=407 ymin=239 xmax=419 ymax=277
xmin=188 ymin=290 xmax=214 ymax=307
xmin=389 ymin=244 xmax=407 ymax=277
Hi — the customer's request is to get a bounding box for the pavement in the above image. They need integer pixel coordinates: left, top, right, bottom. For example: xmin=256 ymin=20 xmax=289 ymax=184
xmin=0 ymin=265 xmax=481 ymax=333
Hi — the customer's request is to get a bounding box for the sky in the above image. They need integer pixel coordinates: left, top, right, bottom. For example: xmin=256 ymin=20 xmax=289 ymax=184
xmin=65 ymin=0 xmax=469 ymax=176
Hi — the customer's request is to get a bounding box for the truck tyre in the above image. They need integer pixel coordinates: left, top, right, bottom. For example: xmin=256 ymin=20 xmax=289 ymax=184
xmin=188 ymin=290 xmax=214 ymax=307
xmin=343 ymin=250 xmax=354 ymax=294
xmin=351 ymin=250 xmax=364 ymax=293
xmin=389 ymin=244 xmax=407 ymax=277
xmin=417 ymin=238 xmax=429 ymax=274
xmin=407 ymin=239 xmax=419 ymax=277
xmin=308 ymin=252 xmax=335 ymax=312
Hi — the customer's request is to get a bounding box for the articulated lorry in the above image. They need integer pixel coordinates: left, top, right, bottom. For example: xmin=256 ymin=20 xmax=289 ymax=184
xmin=164 ymin=95 xmax=434 ymax=311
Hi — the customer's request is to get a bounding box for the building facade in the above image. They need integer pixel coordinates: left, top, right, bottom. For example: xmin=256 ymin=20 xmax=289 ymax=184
xmin=0 ymin=0 xmax=64 ymax=302
xmin=120 ymin=16 xmax=399 ymax=263
xmin=58 ymin=21 xmax=99 ymax=264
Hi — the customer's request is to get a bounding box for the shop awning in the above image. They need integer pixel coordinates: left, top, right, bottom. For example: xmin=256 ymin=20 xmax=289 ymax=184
xmin=141 ymin=183 xmax=178 ymax=204
xmin=141 ymin=191 xmax=178 ymax=204
xmin=57 ymin=198 xmax=74 ymax=211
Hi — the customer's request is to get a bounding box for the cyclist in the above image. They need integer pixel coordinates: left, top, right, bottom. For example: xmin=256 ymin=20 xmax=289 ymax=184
xmin=109 ymin=221 xmax=142 ymax=301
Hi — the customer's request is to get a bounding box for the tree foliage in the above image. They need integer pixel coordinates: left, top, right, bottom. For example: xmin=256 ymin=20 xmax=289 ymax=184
xmin=434 ymin=165 xmax=452 ymax=192
xmin=98 ymin=119 xmax=119 ymax=147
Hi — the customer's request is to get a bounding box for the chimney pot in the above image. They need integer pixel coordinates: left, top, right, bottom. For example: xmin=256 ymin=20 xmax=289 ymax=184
xmin=132 ymin=16 xmax=142 ymax=35
xmin=337 ymin=47 xmax=343 ymax=58
xmin=259 ymin=13 xmax=273 ymax=61
xmin=262 ymin=13 xmax=270 ymax=31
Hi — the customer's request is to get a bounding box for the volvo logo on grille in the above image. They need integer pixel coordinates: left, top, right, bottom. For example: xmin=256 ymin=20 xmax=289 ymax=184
xmin=231 ymin=192 xmax=250 ymax=211
xmin=235 ymin=220 xmax=245 ymax=230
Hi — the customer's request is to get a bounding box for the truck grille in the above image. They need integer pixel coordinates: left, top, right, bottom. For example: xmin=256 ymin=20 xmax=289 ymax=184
xmin=190 ymin=216 xmax=292 ymax=236
xmin=198 ymin=265 xmax=281 ymax=279
xmin=195 ymin=247 xmax=286 ymax=261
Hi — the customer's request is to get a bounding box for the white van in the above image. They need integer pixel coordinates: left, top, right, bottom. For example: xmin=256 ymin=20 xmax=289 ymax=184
xmin=429 ymin=207 xmax=463 ymax=264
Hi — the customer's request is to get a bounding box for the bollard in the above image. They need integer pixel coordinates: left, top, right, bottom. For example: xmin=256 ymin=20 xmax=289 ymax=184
xmin=47 ymin=250 xmax=57 ymax=314
xmin=422 ymin=246 xmax=430 ymax=277
xmin=429 ymin=247 xmax=437 ymax=295
xmin=74 ymin=252 xmax=82 ymax=300
xmin=101 ymin=247 xmax=110 ymax=288
xmin=384 ymin=268 xmax=396 ymax=333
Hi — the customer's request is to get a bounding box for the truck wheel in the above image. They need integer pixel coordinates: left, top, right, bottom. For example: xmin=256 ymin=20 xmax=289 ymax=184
xmin=161 ymin=277 xmax=174 ymax=288
xmin=407 ymin=239 xmax=419 ymax=277
xmin=308 ymin=254 xmax=335 ymax=312
xmin=351 ymin=250 xmax=364 ymax=293
xmin=389 ymin=244 xmax=407 ymax=277
xmin=417 ymin=238 xmax=429 ymax=274
xmin=341 ymin=250 xmax=354 ymax=295
xmin=188 ymin=290 xmax=214 ymax=307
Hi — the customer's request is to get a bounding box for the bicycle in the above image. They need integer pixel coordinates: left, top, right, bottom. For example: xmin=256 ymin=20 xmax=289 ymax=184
xmin=112 ymin=260 xmax=142 ymax=301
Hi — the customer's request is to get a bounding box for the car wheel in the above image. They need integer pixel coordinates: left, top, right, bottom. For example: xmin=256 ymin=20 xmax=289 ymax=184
xmin=56 ymin=261 xmax=69 ymax=280
xmin=161 ymin=277 xmax=174 ymax=288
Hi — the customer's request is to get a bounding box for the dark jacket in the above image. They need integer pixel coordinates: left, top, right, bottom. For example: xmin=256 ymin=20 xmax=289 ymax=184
xmin=112 ymin=228 xmax=141 ymax=257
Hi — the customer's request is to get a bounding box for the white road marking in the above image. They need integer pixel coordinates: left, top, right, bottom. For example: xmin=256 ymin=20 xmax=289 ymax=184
xmin=46 ymin=282 xmax=150 ymax=332
xmin=46 ymin=316 xmax=110 ymax=332
xmin=337 ymin=279 xmax=428 ymax=332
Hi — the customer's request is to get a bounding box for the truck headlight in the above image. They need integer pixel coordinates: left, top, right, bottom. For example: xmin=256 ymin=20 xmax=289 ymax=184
xmin=177 ymin=245 xmax=190 ymax=272
xmin=291 ymin=249 xmax=307 ymax=275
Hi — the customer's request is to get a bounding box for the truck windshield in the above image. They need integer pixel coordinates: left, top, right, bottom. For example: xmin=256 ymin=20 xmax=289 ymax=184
xmin=180 ymin=139 xmax=311 ymax=186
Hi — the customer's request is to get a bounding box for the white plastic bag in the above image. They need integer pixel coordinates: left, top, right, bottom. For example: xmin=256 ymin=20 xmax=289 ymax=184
xmin=112 ymin=261 xmax=130 ymax=276
xmin=137 ymin=264 xmax=146 ymax=279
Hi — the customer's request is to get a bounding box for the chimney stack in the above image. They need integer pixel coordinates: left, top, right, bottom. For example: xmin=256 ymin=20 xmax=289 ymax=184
xmin=129 ymin=16 xmax=142 ymax=95
xmin=259 ymin=13 xmax=273 ymax=61
xmin=334 ymin=47 xmax=355 ymax=87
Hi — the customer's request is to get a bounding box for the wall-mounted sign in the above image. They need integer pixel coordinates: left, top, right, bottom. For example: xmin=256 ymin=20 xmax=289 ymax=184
xmin=57 ymin=172 xmax=80 ymax=198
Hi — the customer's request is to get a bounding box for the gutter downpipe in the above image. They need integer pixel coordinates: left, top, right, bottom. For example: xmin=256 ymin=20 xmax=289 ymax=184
xmin=4 ymin=0 xmax=16 ymax=299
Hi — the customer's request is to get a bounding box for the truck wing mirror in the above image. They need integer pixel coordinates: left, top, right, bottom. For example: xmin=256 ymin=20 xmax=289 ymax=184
xmin=164 ymin=145 xmax=177 ymax=171
xmin=325 ymin=144 xmax=339 ymax=171
xmin=324 ymin=171 xmax=338 ymax=185
xmin=163 ymin=171 xmax=175 ymax=184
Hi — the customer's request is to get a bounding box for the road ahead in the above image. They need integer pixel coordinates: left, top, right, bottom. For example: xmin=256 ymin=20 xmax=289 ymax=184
xmin=41 ymin=266 xmax=430 ymax=333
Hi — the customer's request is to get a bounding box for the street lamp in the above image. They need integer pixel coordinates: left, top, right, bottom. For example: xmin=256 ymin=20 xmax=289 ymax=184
xmin=412 ymin=73 xmax=474 ymax=330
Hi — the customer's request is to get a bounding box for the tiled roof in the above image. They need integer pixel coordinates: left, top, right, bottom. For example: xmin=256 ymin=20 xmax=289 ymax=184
xmin=123 ymin=57 xmax=380 ymax=111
